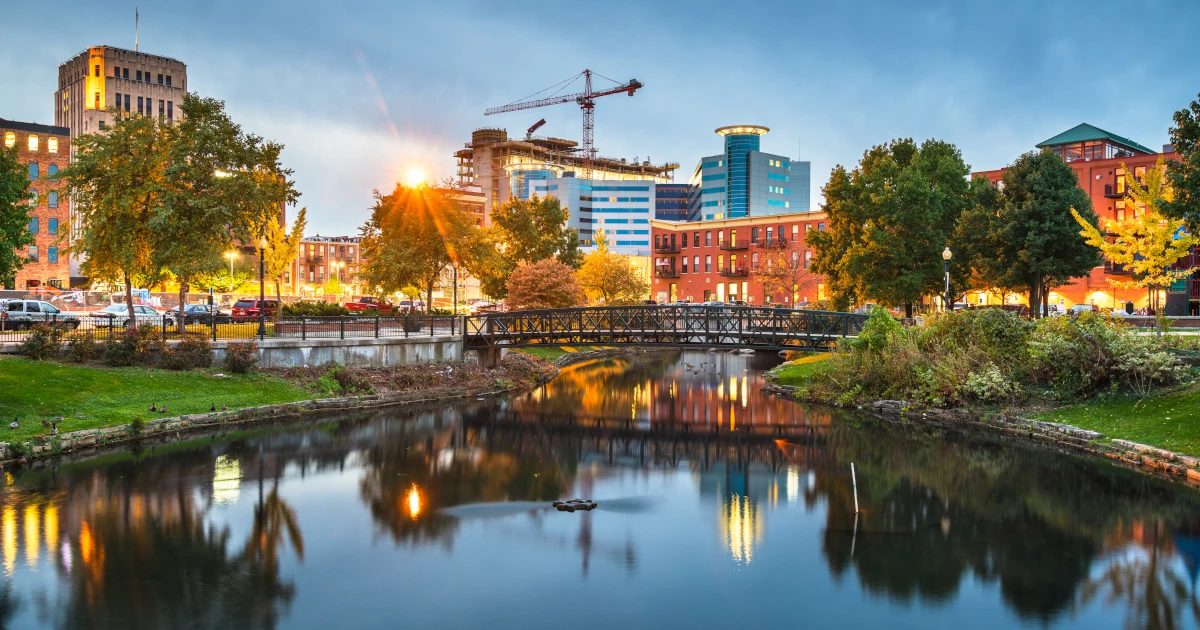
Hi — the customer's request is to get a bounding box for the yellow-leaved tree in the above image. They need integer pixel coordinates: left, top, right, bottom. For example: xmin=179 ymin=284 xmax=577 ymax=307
xmin=1072 ymin=157 xmax=1198 ymax=311
xmin=577 ymin=229 xmax=649 ymax=305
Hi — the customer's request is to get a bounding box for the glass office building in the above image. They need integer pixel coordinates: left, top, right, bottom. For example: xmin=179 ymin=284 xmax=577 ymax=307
xmin=690 ymin=125 xmax=811 ymax=221
xmin=532 ymin=175 xmax=655 ymax=256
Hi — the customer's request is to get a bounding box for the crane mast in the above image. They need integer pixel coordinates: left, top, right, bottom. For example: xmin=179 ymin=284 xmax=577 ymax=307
xmin=484 ymin=69 xmax=642 ymax=179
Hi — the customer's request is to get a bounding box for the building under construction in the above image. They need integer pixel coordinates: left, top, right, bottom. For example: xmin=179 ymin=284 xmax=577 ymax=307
xmin=455 ymin=127 xmax=678 ymax=222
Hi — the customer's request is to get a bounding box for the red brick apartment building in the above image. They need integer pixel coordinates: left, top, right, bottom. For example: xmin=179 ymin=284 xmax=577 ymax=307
xmin=649 ymin=211 xmax=827 ymax=305
xmin=975 ymin=123 xmax=1198 ymax=314
xmin=2 ymin=119 xmax=71 ymax=290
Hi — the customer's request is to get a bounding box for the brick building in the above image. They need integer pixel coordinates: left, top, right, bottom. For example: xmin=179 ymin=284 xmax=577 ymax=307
xmin=2 ymin=119 xmax=71 ymax=290
xmin=649 ymin=211 xmax=828 ymax=305
xmin=290 ymin=235 xmax=365 ymax=297
xmin=975 ymin=123 xmax=1198 ymax=314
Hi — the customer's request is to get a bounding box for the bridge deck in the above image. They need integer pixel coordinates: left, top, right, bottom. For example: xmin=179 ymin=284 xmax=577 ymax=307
xmin=464 ymin=305 xmax=867 ymax=351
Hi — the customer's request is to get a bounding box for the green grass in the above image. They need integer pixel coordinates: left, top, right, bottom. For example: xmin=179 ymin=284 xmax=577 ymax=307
xmin=770 ymin=354 xmax=832 ymax=386
xmin=1034 ymin=381 xmax=1200 ymax=457
xmin=0 ymin=356 xmax=311 ymax=442
xmin=512 ymin=345 xmax=608 ymax=361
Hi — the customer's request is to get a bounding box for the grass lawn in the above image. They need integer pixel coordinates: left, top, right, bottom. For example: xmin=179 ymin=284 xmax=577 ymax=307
xmin=770 ymin=354 xmax=832 ymax=386
xmin=0 ymin=356 xmax=311 ymax=442
xmin=1034 ymin=382 xmax=1200 ymax=457
xmin=512 ymin=345 xmax=609 ymax=362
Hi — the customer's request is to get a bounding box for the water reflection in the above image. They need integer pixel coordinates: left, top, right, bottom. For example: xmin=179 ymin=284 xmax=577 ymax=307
xmin=0 ymin=351 xmax=1199 ymax=628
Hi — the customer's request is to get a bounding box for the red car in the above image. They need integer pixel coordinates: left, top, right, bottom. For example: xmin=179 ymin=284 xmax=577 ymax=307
xmin=231 ymin=299 xmax=280 ymax=321
xmin=344 ymin=296 xmax=395 ymax=314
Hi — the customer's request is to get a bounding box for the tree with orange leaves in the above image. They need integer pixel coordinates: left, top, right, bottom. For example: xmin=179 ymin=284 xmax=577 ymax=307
xmin=359 ymin=183 xmax=474 ymax=313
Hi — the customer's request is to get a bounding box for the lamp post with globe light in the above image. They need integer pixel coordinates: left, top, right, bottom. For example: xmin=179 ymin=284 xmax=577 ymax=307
xmin=942 ymin=246 xmax=953 ymax=313
xmin=258 ymin=237 xmax=268 ymax=338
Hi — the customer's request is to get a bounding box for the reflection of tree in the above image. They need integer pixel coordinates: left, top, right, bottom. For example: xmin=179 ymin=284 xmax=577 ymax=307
xmin=0 ymin=581 xmax=20 ymax=628
xmin=1081 ymin=524 xmax=1200 ymax=630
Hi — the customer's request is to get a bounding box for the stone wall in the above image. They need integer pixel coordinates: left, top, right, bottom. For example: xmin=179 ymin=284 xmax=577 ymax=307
xmin=213 ymin=336 xmax=462 ymax=368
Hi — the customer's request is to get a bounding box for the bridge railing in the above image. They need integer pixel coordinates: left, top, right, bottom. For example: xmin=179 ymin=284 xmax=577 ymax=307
xmin=464 ymin=305 xmax=868 ymax=350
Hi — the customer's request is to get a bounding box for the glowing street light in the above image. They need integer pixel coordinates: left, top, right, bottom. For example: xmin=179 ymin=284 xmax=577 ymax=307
xmin=225 ymin=251 xmax=238 ymax=278
xmin=942 ymin=246 xmax=953 ymax=312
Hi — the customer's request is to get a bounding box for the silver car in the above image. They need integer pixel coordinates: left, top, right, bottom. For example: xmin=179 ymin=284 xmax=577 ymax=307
xmin=0 ymin=299 xmax=81 ymax=330
xmin=88 ymin=304 xmax=177 ymax=328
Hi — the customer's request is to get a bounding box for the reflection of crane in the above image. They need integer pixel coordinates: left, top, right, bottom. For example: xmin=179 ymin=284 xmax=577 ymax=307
xmin=485 ymin=69 xmax=643 ymax=179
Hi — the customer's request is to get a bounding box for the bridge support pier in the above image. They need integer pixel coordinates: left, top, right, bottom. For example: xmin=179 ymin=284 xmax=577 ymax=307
xmin=464 ymin=346 xmax=506 ymax=368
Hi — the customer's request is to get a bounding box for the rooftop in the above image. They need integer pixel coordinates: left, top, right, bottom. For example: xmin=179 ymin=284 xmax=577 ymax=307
xmin=1035 ymin=123 xmax=1156 ymax=155
xmin=716 ymin=125 xmax=770 ymax=137
xmin=59 ymin=45 xmax=187 ymax=68
xmin=0 ymin=118 xmax=70 ymax=136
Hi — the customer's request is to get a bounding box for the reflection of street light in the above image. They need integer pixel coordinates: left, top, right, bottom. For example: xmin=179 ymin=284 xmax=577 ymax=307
xmin=942 ymin=247 xmax=953 ymax=313
xmin=406 ymin=484 xmax=421 ymax=520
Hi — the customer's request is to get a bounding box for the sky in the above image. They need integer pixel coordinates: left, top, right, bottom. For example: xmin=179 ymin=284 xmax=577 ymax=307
xmin=2 ymin=0 xmax=1198 ymax=235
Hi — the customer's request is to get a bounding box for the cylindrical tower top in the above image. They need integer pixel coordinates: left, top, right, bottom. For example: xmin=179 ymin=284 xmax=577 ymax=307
xmin=715 ymin=125 xmax=769 ymax=137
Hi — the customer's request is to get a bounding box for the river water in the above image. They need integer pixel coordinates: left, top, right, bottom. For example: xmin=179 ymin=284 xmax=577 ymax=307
xmin=2 ymin=350 xmax=1200 ymax=629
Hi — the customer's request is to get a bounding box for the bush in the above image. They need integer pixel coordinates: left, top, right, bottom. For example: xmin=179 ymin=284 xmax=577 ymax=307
xmin=402 ymin=314 xmax=425 ymax=333
xmin=224 ymin=341 xmax=258 ymax=374
xmin=103 ymin=328 xmax=164 ymax=366
xmin=282 ymin=301 xmax=349 ymax=317
xmin=316 ymin=364 xmax=372 ymax=395
xmin=162 ymin=336 xmax=214 ymax=370
xmin=67 ymin=335 xmax=97 ymax=363
xmin=19 ymin=324 xmax=64 ymax=360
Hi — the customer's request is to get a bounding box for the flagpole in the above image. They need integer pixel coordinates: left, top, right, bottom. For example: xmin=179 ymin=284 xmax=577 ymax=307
xmin=135 ymin=7 xmax=139 ymax=52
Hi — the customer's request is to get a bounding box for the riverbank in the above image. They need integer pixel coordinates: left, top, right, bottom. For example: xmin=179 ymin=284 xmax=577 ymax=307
xmin=0 ymin=353 xmax=559 ymax=463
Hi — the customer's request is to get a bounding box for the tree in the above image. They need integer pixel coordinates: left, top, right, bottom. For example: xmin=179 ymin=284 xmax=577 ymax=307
xmin=153 ymin=94 xmax=298 ymax=332
xmin=577 ymin=229 xmax=648 ymax=305
xmin=755 ymin=239 xmax=816 ymax=305
xmin=959 ymin=151 xmax=1100 ymax=317
xmin=62 ymin=113 xmax=169 ymax=329
xmin=465 ymin=195 xmax=580 ymax=299
xmin=262 ymin=207 xmax=306 ymax=322
xmin=505 ymin=258 xmax=583 ymax=310
xmin=1072 ymin=158 xmax=1196 ymax=311
xmin=359 ymin=184 xmax=473 ymax=313
xmin=1165 ymin=92 xmax=1200 ymax=233
xmin=808 ymin=139 xmax=973 ymax=317
xmin=0 ymin=144 xmax=33 ymax=286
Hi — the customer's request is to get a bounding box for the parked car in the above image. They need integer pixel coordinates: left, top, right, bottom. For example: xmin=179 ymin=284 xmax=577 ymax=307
xmin=345 ymin=296 xmax=395 ymax=314
xmin=231 ymin=299 xmax=280 ymax=321
xmin=0 ymin=299 xmax=81 ymax=330
xmin=88 ymin=304 xmax=176 ymax=328
xmin=727 ymin=300 xmax=748 ymax=306
xmin=1069 ymin=304 xmax=1095 ymax=316
xmin=178 ymin=304 xmax=232 ymax=324
xmin=470 ymin=300 xmax=502 ymax=314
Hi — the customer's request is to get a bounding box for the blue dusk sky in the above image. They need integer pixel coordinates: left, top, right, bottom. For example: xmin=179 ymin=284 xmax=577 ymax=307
xmin=2 ymin=0 xmax=1197 ymax=235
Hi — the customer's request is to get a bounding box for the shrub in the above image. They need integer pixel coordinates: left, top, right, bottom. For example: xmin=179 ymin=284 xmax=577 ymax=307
xmin=19 ymin=324 xmax=65 ymax=360
xmin=67 ymin=335 xmax=97 ymax=363
xmin=317 ymin=364 xmax=372 ymax=395
xmin=282 ymin=301 xmax=350 ymax=317
xmin=162 ymin=336 xmax=214 ymax=370
xmin=103 ymin=328 xmax=165 ymax=366
xmin=402 ymin=314 xmax=424 ymax=333
xmin=224 ymin=341 xmax=259 ymax=374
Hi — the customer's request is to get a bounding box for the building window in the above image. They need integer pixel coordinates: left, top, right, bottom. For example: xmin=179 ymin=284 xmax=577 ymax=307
xmin=27 ymin=246 xmax=38 ymax=263
xmin=682 ymin=257 xmax=689 ymax=273
xmin=29 ymin=217 xmax=38 ymax=234
xmin=94 ymin=64 xmax=100 ymax=77
xmin=693 ymin=256 xmax=699 ymax=273
xmin=705 ymin=231 xmax=712 ymax=247
xmin=166 ymin=76 xmax=172 ymax=87
xmin=123 ymin=68 xmax=129 ymax=79
xmin=693 ymin=232 xmax=699 ymax=248
xmin=125 ymin=94 xmax=131 ymax=112
xmin=48 ymin=218 xmax=58 ymax=234
xmin=136 ymin=70 xmax=142 ymax=82
xmin=47 ymin=138 xmax=58 ymax=154
xmin=805 ymin=251 xmax=812 ymax=269
xmin=818 ymin=222 xmax=825 ymax=231
xmin=168 ymin=101 xmax=173 ymax=121
xmin=138 ymin=97 xmax=144 ymax=115
xmin=48 ymin=164 xmax=58 ymax=181
xmin=48 ymin=192 xmax=58 ymax=208
xmin=705 ymin=255 xmax=712 ymax=272
xmin=114 ymin=92 xmax=121 ymax=108
xmin=751 ymin=252 xmax=759 ymax=270
xmin=157 ymin=73 xmax=163 ymax=84
xmin=27 ymin=135 xmax=38 ymax=152
xmin=99 ymin=121 xmax=106 ymax=130
xmin=48 ymin=247 xmax=58 ymax=264
xmin=30 ymin=190 xmax=37 ymax=206
xmin=159 ymin=100 xmax=165 ymax=117
xmin=95 ymin=92 xmax=100 ymax=109
xmin=113 ymin=65 xmax=119 ymax=77
xmin=3 ymin=132 xmax=14 ymax=148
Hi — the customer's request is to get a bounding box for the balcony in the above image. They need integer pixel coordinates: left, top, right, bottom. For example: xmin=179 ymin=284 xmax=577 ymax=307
xmin=654 ymin=267 xmax=680 ymax=279
xmin=1192 ymin=279 xmax=1200 ymax=299
xmin=756 ymin=237 xmax=789 ymax=249
xmin=1103 ymin=184 xmax=1123 ymax=199
xmin=306 ymin=255 xmax=324 ymax=263
xmin=718 ymin=266 xmax=749 ymax=278
xmin=653 ymin=243 xmax=680 ymax=254
xmin=718 ymin=241 xmax=749 ymax=251
xmin=1104 ymin=260 xmax=1130 ymax=275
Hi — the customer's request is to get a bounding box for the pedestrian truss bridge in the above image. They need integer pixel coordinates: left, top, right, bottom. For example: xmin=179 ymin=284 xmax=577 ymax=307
xmin=463 ymin=305 xmax=868 ymax=352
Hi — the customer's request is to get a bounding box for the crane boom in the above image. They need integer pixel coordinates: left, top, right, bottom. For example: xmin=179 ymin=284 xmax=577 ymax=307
xmin=484 ymin=70 xmax=642 ymax=178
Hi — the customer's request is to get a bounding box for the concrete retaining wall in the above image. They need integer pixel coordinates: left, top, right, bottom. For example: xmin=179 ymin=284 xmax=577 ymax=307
xmin=213 ymin=336 xmax=462 ymax=368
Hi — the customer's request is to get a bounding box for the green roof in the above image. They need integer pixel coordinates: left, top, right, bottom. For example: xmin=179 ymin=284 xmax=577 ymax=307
xmin=1035 ymin=123 xmax=1156 ymax=155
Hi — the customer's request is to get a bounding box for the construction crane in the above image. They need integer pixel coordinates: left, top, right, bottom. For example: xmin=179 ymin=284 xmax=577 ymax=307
xmin=485 ymin=69 xmax=642 ymax=179
xmin=524 ymin=118 xmax=546 ymax=140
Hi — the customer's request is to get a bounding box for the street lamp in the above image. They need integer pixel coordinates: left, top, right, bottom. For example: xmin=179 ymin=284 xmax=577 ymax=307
xmin=451 ymin=260 xmax=459 ymax=316
xmin=942 ymin=246 xmax=953 ymax=313
xmin=258 ymin=237 xmax=268 ymax=339
xmin=225 ymin=251 xmax=238 ymax=280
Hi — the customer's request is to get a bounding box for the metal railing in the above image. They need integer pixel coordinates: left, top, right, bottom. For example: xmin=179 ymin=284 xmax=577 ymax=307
xmin=0 ymin=313 xmax=462 ymax=343
xmin=464 ymin=305 xmax=868 ymax=351
xmin=654 ymin=268 xmax=681 ymax=278
xmin=718 ymin=266 xmax=749 ymax=277
xmin=653 ymin=243 xmax=680 ymax=254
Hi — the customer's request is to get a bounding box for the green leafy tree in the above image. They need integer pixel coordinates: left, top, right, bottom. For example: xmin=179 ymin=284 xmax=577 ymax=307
xmin=959 ymin=151 xmax=1100 ymax=317
xmin=1165 ymin=92 xmax=1200 ymax=232
xmin=1073 ymin=158 xmax=1196 ymax=311
xmin=755 ymin=239 xmax=816 ymax=305
xmin=153 ymin=94 xmax=298 ymax=332
xmin=466 ymin=195 xmax=581 ymax=299
xmin=505 ymin=258 xmax=584 ymax=310
xmin=577 ymin=229 xmax=648 ymax=305
xmin=262 ymin=207 xmax=306 ymax=321
xmin=0 ymin=144 xmax=33 ymax=286
xmin=62 ymin=113 xmax=169 ymax=328
xmin=808 ymin=139 xmax=973 ymax=317
xmin=359 ymin=184 xmax=474 ymax=313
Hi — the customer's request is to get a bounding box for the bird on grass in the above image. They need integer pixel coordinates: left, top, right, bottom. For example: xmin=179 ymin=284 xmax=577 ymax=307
xmin=51 ymin=424 xmax=58 ymax=436
xmin=210 ymin=403 xmax=216 ymax=412
xmin=9 ymin=420 xmax=18 ymax=430
xmin=221 ymin=404 xmax=227 ymax=411
xmin=160 ymin=404 xmax=168 ymax=414
xmin=151 ymin=403 xmax=157 ymax=412
xmin=41 ymin=419 xmax=51 ymax=428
